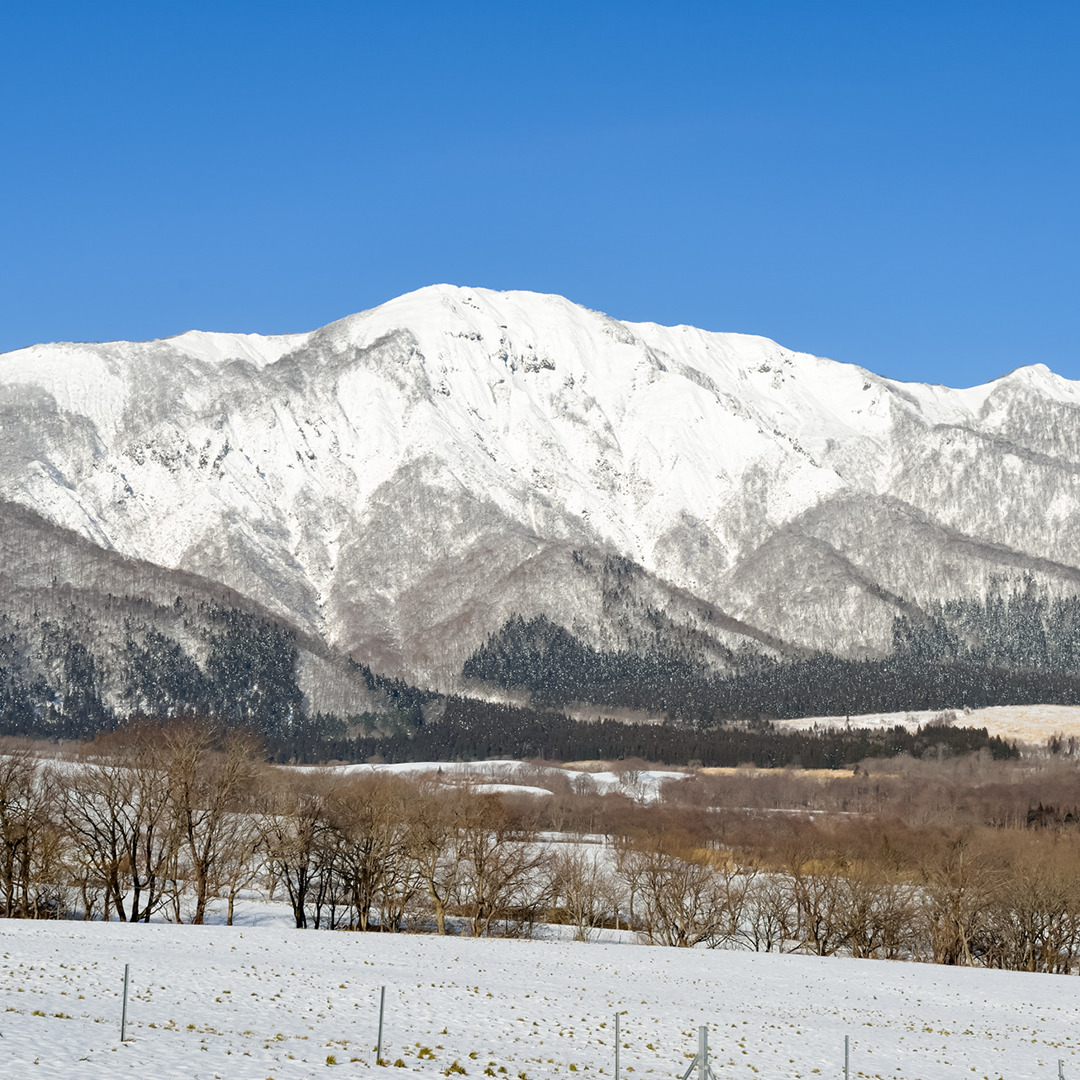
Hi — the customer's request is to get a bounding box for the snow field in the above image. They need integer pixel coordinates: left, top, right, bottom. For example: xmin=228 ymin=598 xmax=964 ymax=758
xmin=290 ymin=760 xmax=688 ymax=803
xmin=776 ymin=705 xmax=1080 ymax=744
xmin=2 ymin=919 xmax=1078 ymax=1080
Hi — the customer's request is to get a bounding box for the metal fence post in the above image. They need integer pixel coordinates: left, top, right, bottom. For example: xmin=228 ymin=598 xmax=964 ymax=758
xmin=377 ymin=985 xmax=386 ymax=1064
xmin=120 ymin=963 xmax=130 ymax=1042
xmin=844 ymin=1035 xmax=849 ymax=1080
xmin=614 ymin=1012 xmax=620 ymax=1080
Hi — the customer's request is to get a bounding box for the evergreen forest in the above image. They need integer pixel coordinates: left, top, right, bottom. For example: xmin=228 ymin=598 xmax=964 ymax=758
xmin=0 ymin=579 xmax=1074 ymax=763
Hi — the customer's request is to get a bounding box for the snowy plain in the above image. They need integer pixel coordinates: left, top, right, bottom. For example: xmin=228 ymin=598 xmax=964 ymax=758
xmin=775 ymin=706 xmax=1080 ymax=744
xmin=2 ymin=912 xmax=1078 ymax=1080
xmin=290 ymin=761 xmax=688 ymax=803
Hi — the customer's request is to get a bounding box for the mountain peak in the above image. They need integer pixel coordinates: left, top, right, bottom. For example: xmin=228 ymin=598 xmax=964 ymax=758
xmin=2 ymin=287 xmax=1079 ymax=696
xmin=163 ymin=327 xmax=311 ymax=368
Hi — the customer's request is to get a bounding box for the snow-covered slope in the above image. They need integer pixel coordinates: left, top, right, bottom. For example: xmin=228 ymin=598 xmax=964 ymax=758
xmin=3 ymin=919 xmax=1077 ymax=1080
xmin=3 ymin=284 xmax=1079 ymax=688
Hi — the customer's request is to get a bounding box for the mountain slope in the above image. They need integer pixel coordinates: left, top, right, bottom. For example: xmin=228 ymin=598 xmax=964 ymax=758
xmin=3 ymin=284 xmax=1079 ymax=694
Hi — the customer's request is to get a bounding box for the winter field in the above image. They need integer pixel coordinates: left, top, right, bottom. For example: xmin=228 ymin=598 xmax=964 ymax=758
xmin=775 ymin=705 xmax=1080 ymax=744
xmin=291 ymin=760 xmax=687 ymax=802
xmin=2 ymin=914 xmax=1078 ymax=1080
xmin=7 ymin=737 xmax=1080 ymax=1079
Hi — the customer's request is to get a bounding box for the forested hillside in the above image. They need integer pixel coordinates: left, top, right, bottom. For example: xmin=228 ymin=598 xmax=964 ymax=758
xmin=0 ymin=577 xmax=1051 ymax=765
xmin=464 ymin=581 xmax=1080 ymax=722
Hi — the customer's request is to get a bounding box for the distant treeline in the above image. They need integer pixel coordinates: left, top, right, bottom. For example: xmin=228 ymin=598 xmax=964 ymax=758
xmin=463 ymin=583 xmax=1080 ymax=722
xmin=329 ymin=697 xmax=1017 ymax=769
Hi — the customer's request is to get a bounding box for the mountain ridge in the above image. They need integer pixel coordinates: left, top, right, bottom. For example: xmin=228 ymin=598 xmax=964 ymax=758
xmin=3 ymin=284 xmax=1079 ymax=702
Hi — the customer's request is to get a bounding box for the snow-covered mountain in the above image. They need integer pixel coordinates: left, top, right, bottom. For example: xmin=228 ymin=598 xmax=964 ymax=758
xmin=3 ymin=284 xmax=1079 ymax=694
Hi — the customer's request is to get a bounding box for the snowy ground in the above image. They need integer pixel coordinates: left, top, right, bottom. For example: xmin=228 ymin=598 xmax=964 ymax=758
xmin=2 ymin=916 xmax=1077 ymax=1080
xmin=775 ymin=704 xmax=1080 ymax=744
xmin=291 ymin=760 xmax=688 ymax=803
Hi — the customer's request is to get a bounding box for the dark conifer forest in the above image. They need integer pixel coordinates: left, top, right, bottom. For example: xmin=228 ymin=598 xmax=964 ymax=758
xmin=464 ymin=584 xmax=1080 ymax=721
xmin=338 ymin=697 xmax=1016 ymax=768
xmin=0 ymin=579 xmax=1073 ymax=763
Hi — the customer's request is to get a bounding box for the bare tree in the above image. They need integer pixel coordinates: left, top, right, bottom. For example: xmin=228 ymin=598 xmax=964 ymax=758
xmin=551 ymin=845 xmax=616 ymax=942
xmin=0 ymin=743 xmax=64 ymax=918
xmin=325 ymin=775 xmax=414 ymax=930
xmin=458 ymin=795 xmax=547 ymax=937
xmin=123 ymin=727 xmax=180 ymax=922
xmin=406 ymin=783 xmax=468 ymax=934
xmin=985 ymin=839 xmax=1080 ymax=973
xmin=917 ymin=835 xmax=1000 ymax=965
xmin=741 ymin=868 xmax=795 ymax=953
xmin=835 ymin=861 xmax=917 ymax=960
xmin=209 ymin=782 xmax=265 ymax=928
xmin=784 ymin=841 xmax=850 ymax=957
xmin=618 ymin=830 xmax=728 ymax=947
xmin=56 ymin=759 xmax=128 ymax=921
xmin=611 ymin=832 xmax=646 ymax=929
xmin=56 ymin=738 xmax=177 ymax=923
xmin=160 ymin=721 xmax=263 ymax=924
xmin=257 ymin=770 xmax=334 ymax=928
xmin=705 ymin=861 xmax=753 ymax=950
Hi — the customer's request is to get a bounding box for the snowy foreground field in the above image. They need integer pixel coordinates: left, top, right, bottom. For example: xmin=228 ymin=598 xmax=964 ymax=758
xmin=2 ymin=919 xmax=1078 ymax=1080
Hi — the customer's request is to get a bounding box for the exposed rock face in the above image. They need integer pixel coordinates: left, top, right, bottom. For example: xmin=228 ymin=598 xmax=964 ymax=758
xmin=3 ymin=284 xmax=1078 ymax=692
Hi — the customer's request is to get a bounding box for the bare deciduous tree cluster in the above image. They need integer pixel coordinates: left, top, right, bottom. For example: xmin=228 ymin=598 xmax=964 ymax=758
xmin=4 ymin=724 xmax=1080 ymax=974
xmin=1 ymin=723 xmax=267 ymax=924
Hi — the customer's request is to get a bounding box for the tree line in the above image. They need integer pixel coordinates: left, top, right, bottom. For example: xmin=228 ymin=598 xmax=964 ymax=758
xmin=337 ymin=697 xmax=1016 ymax=768
xmin=1 ymin=722 xmax=1076 ymax=973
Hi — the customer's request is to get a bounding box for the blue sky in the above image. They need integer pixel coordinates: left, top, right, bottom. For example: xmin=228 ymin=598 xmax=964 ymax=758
xmin=2 ymin=1 xmax=1077 ymax=386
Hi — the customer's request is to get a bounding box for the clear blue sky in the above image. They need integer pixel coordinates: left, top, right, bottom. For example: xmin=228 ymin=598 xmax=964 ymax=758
xmin=2 ymin=1 xmax=1077 ymax=386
